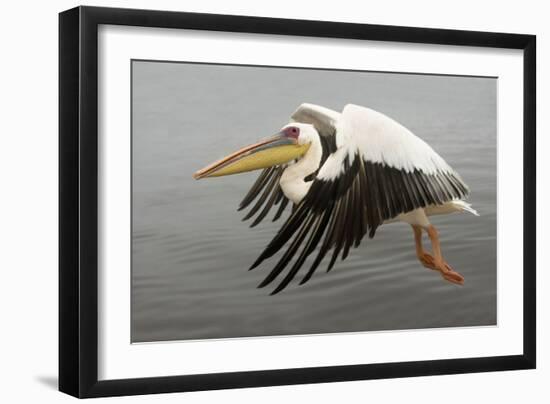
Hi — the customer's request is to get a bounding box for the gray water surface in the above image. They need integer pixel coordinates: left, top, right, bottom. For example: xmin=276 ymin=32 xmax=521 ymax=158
xmin=131 ymin=61 xmax=497 ymax=343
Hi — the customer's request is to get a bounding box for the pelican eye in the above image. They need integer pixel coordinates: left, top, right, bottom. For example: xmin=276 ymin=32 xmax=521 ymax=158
xmin=284 ymin=126 xmax=300 ymax=139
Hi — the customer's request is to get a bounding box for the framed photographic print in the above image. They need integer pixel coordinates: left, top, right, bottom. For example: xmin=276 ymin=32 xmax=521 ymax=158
xmin=59 ymin=6 xmax=536 ymax=398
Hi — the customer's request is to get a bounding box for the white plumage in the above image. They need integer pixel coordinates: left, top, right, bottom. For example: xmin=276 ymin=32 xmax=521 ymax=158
xmin=340 ymin=104 xmax=454 ymax=174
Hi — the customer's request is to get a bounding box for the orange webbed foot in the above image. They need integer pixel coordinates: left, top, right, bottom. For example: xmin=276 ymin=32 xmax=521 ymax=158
xmin=438 ymin=262 xmax=464 ymax=286
xmin=418 ymin=253 xmax=464 ymax=285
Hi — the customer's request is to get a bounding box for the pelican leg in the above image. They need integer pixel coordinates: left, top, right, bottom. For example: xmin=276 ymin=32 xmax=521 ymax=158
xmin=425 ymin=225 xmax=464 ymax=285
xmin=412 ymin=225 xmax=438 ymax=270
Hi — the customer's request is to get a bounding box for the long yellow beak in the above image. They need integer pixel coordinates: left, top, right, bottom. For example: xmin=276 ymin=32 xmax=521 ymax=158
xmin=193 ymin=133 xmax=310 ymax=179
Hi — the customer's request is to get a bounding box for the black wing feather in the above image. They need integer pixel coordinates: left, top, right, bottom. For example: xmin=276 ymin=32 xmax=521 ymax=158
xmin=238 ymin=167 xmax=274 ymax=211
xmin=250 ymin=185 xmax=284 ymax=228
xmin=241 ymin=168 xmax=280 ymax=222
xmin=239 ymin=167 xmax=291 ymax=226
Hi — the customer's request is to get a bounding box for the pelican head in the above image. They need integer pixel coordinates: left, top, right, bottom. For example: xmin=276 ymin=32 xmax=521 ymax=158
xmin=193 ymin=123 xmax=317 ymax=179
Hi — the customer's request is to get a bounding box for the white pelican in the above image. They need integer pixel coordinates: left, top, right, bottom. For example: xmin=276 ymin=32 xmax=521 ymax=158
xmin=194 ymin=103 xmax=478 ymax=294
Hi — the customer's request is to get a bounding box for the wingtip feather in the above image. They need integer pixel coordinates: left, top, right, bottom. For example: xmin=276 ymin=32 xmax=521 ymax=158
xmin=249 ymin=258 xmax=263 ymax=271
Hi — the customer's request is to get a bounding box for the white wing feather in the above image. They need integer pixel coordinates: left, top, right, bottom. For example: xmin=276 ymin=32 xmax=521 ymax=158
xmin=339 ymin=104 xmax=454 ymax=175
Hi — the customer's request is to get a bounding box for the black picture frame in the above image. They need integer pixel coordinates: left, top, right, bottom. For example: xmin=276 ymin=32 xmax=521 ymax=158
xmin=59 ymin=5 xmax=536 ymax=398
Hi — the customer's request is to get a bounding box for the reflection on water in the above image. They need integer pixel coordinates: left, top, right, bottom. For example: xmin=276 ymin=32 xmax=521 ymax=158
xmin=131 ymin=61 xmax=497 ymax=343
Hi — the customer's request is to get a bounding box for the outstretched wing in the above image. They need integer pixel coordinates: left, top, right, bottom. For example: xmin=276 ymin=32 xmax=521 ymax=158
xmin=239 ymin=104 xmax=340 ymax=226
xmin=251 ymin=104 xmax=469 ymax=294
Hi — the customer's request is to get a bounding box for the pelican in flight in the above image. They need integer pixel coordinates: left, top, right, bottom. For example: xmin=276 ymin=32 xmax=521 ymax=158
xmin=194 ymin=103 xmax=478 ymax=294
